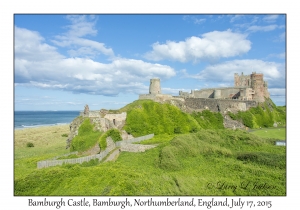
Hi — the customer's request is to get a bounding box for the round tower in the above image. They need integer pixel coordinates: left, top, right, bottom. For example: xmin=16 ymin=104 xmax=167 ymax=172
xmin=149 ymin=78 xmax=161 ymax=94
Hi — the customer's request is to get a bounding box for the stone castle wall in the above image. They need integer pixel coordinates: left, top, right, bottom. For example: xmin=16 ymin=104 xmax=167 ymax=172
xmin=193 ymin=87 xmax=242 ymax=99
xmin=185 ymin=98 xmax=257 ymax=113
xmin=139 ymin=93 xmax=173 ymax=102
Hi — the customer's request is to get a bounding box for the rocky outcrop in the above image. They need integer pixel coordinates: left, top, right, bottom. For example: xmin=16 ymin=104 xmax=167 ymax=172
xmin=223 ymin=114 xmax=245 ymax=129
xmin=66 ymin=117 xmax=85 ymax=149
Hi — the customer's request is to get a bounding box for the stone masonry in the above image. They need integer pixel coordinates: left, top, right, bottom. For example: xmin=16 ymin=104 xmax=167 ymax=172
xmin=139 ymin=72 xmax=269 ymax=113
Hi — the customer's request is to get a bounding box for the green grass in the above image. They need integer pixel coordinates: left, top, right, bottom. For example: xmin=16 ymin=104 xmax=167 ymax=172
xmin=14 ymin=129 xmax=286 ymax=196
xmin=123 ymin=100 xmax=200 ymax=136
xmin=228 ymin=98 xmax=286 ymax=129
xmin=191 ymin=110 xmax=224 ymax=129
xmin=99 ymin=129 xmax=122 ymax=150
xmin=70 ymin=118 xmax=102 ymax=152
xmin=250 ymin=127 xmax=286 ymax=140
xmin=14 ymin=100 xmax=286 ymax=196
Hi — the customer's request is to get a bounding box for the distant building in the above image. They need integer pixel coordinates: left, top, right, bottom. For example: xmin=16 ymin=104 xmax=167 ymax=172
xmin=139 ymin=72 xmax=270 ymax=103
xmin=179 ymin=72 xmax=270 ymax=102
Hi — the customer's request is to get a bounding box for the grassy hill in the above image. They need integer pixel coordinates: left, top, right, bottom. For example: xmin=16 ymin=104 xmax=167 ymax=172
xmin=14 ymin=99 xmax=286 ymax=196
xmin=14 ymin=129 xmax=285 ymax=196
xmin=122 ymin=100 xmax=201 ymax=136
xmin=228 ymin=98 xmax=286 ymax=128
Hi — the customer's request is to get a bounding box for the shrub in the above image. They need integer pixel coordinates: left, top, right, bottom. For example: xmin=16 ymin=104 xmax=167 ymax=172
xmin=159 ymin=146 xmax=181 ymax=171
xmin=70 ymin=119 xmax=102 ymax=152
xmin=237 ymin=152 xmax=286 ymax=169
xmin=99 ymin=129 xmax=122 ymax=150
xmin=191 ymin=110 xmax=224 ymax=129
xmin=123 ymin=100 xmax=200 ymax=136
xmin=61 ymin=133 xmax=68 ymax=137
xmin=106 ymin=129 xmax=122 ymax=142
xmin=26 ymin=142 xmax=34 ymax=147
xmin=81 ymin=159 xmax=99 ymax=167
xmin=228 ymin=99 xmax=286 ymax=128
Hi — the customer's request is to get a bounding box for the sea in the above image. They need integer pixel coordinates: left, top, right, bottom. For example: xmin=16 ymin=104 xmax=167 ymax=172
xmin=14 ymin=111 xmax=80 ymax=129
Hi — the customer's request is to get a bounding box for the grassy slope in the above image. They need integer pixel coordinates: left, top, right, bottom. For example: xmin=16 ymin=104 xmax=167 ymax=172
xmin=14 ymin=100 xmax=286 ymax=196
xmin=123 ymin=100 xmax=200 ymax=136
xmin=14 ymin=125 xmax=70 ymax=180
xmin=70 ymin=118 xmax=102 ymax=152
xmin=15 ymin=129 xmax=286 ymax=196
xmin=251 ymin=128 xmax=286 ymax=140
xmin=228 ymin=98 xmax=286 ymax=129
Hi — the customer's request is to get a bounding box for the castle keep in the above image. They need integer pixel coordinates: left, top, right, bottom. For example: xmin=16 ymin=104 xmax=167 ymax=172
xmin=139 ymin=72 xmax=270 ymax=113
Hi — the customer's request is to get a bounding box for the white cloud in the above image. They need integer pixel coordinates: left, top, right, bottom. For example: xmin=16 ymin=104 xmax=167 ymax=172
xmin=51 ymin=15 xmax=114 ymax=58
xmin=65 ymin=15 xmax=97 ymax=37
xmin=14 ymin=27 xmax=64 ymax=61
xmin=246 ymin=24 xmax=284 ymax=32
xmin=230 ymin=15 xmax=244 ymax=23
xmin=269 ymin=88 xmax=286 ymax=96
xmin=184 ymin=59 xmax=285 ymax=89
xmin=276 ymin=32 xmax=286 ymax=42
xmin=162 ymin=87 xmax=191 ymax=95
xmin=15 ymin=56 xmax=176 ymax=96
xmin=183 ymin=15 xmax=206 ymax=24
xmin=144 ymin=30 xmax=251 ymax=63
xmin=263 ymin=15 xmax=279 ymax=22
xmin=14 ymin=26 xmax=176 ymax=96
xmin=268 ymin=52 xmax=285 ymax=59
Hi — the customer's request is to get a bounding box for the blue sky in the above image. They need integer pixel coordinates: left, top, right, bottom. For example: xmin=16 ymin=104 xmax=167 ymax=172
xmin=14 ymin=14 xmax=286 ymax=111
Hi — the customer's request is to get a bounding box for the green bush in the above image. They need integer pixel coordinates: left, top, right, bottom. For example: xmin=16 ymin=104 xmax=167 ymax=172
xmin=227 ymin=99 xmax=285 ymax=128
xmin=123 ymin=100 xmax=200 ymax=136
xmin=15 ymin=128 xmax=286 ymax=196
xmin=159 ymin=146 xmax=181 ymax=171
xmin=106 ymin=129 xmax=122 ymax=142
xmin=99 ymin=129 xmax=122 ymax=150
xmin=81 ymin=159 xmax=99 ymax=167
xmin=70 ymin=119 xmax=102 ymax=152
xmin=191 ymin=110 xmax=224 ymax=129
xmin=237 ymin=152 xmax=286 ymax=169
xmin=26 ymin=142 xmax=34 ymax=147
xmin=61 ymin=133 xmax=68 ymax=137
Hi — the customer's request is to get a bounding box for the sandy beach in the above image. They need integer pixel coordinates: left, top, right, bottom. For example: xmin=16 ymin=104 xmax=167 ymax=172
xmin=14 ymin=124 xmax=70 ymax=149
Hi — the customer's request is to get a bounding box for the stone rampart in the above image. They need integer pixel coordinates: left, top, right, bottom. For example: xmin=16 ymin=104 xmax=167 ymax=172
xmin=37 ymin=148 xmax=112 ymax=169
xmin=120 ymin=144 xmax=156 ymax=152
xmin=115 ymin=134 xmax=154 ymax=146
xmin=79 ymin=110 xmax=101 ymax=118
xmin=185 ymin=98 xmax=257 ymax=113
xmin=38 ymin=134 xmax=155 ymax=168
xmin=139 ymin=94 xmax=173 ymax=102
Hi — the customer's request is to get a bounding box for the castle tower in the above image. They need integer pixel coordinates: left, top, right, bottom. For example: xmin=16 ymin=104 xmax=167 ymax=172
xmin=250 ymin=72 xmax=265 ymax=102
xmin=149 ymin=78 xmax=161 ymax=94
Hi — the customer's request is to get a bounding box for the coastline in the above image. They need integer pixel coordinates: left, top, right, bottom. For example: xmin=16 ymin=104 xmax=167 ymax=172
xmin=14 ymin=123 xmax=70 ymax=130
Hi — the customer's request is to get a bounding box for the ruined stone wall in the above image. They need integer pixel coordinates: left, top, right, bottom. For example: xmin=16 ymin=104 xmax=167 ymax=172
xmin=79 ymin=111 xmax=101 ymax=118
xmin=185 ymin=98 xmax=257 ymax=113
xmin=193 ymin=89 xmax=214 ymax=98
xmin=139 ymin=93 xmax=173 ymax=102
xmin=139 ymin=94 xmax=157 ymax=100
xmin=234 ymin=73 xmax=251 ymax=87
xmin=193 ymin=87 xmax=241 ymax=99
xmin=104 ymin=112 xmax=127 ymax=129
xmin=91 ymin=117 xmax=111 ymax=132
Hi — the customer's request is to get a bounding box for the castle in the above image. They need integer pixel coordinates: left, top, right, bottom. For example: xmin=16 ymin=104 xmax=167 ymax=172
xmin=139 ymin=72 xmax=270 ymax=113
